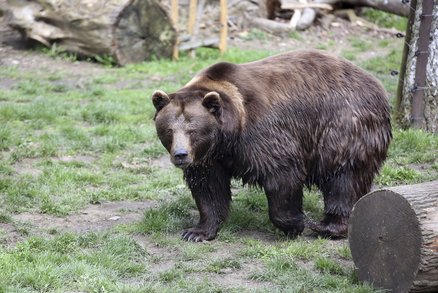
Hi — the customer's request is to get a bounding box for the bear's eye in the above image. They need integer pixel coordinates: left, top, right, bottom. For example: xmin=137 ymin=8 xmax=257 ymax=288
xmin=187 ymin=129 xmax=196 ymax=136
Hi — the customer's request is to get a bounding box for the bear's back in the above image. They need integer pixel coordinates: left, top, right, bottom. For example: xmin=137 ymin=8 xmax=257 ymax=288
xmin=198 ymin=51 xmax=388 ymax=117
xmin=216 ymin=51 xmax=392 ymax=186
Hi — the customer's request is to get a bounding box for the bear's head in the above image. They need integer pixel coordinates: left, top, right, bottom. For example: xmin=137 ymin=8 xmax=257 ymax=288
xmin=152 ymin=89 xmax=226 ymax=169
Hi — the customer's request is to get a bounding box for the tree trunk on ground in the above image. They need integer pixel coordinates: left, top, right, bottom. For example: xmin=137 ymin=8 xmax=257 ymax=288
xmin=319 ymin=0 xmax=409 ymax=17
xmin=263 ymin=0 xmax=409 ymax=19
xmin=4 ymin=0 xmax=177 ymax=65
xmin=396 ymin=0 xmax=438 ymax=133
xmin=231 ymin=0 xmax=408 ymax=36
xmin=348 ymin=180 xmax=438 ymax=292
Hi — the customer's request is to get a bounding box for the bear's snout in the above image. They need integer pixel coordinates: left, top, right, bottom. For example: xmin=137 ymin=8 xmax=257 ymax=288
xmin=172 ymin=149 xmax=192 ymax=168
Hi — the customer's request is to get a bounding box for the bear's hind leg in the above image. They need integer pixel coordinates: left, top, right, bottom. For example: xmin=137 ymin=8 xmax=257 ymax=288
xmin=312 ymin=169 xmax=373 ymax=238
xmin=264 ymin=178 xmax=305 ymax=238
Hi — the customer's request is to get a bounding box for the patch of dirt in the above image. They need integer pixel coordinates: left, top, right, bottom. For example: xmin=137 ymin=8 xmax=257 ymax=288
xmin=195 ymin=269 xmax=270 ymax=291
xmin=55 ymin=155 xmax=96 ymax=164
xmin=11 ymin=155 xmax=97 ymax=176
xmin=149 ymin=155 xmax=173 ymax=169
xmin=229 ymin=17 xmax=394 ymax=56
xmin=11 ymin=158 xmax=42 ymax=176
xmin=0 ymin=77 xmax=17 ymax=90
xmin=0 ymin=222 xmax=26 ymax=247
xmin=132 ymin=234 xmax=270 ymax=291
xmin=12 ymin=200 xmax=156 ymax=234
xmin=238 ymin=230 xmax=281 ymax=242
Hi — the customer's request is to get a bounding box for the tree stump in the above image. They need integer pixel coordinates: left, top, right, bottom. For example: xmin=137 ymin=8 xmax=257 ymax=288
xmin=4 ymin=0 xmax=177 ymax=65
xmin=348 ymin=181 xmax=438 ymax=292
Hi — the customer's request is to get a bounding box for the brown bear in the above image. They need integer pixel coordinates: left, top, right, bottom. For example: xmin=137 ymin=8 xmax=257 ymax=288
xmin=152 ymin=50 xmax=392 ymax=242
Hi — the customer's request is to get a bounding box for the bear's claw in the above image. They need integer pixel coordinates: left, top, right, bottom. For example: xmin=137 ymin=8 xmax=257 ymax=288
xmin=181 ymin=227 xmax=214 ymax=242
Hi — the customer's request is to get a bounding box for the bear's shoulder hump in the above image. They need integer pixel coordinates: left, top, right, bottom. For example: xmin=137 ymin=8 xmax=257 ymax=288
xmin=204 ymin=62 xmax=237 ymax=81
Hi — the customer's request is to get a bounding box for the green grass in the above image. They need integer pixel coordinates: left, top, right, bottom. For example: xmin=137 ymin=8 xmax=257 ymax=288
xmin=289 ymin=30 xmax=304 ymax=41
xmin=0 ymin=44 xmax=436 ymax=292
xmin=362 ymin=8 xmax=408 ymax=31
xmin=0 ymin=233 xmax=148 ymax=292
xmin=135 ymin=195 xmax=194 ymax=234
xmin=341 ymin=49 xmax=357 ymax=61
xmin=349 ymin=37 xmax=372 ymax=52
xmin=376 ymin=129 xmax=438 ymax=186
xmin=359 ymin=48 xmax=403 ymax=104
xmin=241 ymin=28 xmax=269 ymax=41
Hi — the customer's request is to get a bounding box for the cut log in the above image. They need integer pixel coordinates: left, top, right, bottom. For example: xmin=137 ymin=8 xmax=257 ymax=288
xmin=4 ymin=0 xmax=177 ymax=65
xmin=348 ymin=181 xmax=438 ymax=292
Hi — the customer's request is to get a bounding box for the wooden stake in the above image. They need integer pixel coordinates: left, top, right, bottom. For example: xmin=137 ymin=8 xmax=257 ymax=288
xmin=171 ymin=0 xmax=179 ymax=60
xmin=188 ymin=0 xmax=197 ymax=35
xmin=219 ymin=0 xmax=227 ymax=54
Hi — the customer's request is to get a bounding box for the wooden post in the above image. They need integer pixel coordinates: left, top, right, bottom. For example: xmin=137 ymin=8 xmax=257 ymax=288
xmin=170 ymin=0 xmax=227 ymax=58
xmin=187 ymin=0 xmax=198 ymax=58
xmin=171 ymin=0 xmax=179 ymax=60
xmin=219 ymin=0 xmax=228 ymax=54
xmin=348 ymin=181 xmax=438 ymax=292
xmin=187 ymin=0 xmax=198 ymax=35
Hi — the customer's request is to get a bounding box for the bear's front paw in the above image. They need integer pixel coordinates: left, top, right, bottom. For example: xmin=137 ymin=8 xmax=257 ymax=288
xmin=181 ymin=227 xmax=217 ymax=242
xmin=271 ymin=215 xmax=305 ymax=239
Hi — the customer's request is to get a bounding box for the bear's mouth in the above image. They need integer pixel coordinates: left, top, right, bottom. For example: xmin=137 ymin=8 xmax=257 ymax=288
xmin=172 ymin=157 xmax=192 ymax=169
xmin=174 ymin=161 xmax=190 ymax=169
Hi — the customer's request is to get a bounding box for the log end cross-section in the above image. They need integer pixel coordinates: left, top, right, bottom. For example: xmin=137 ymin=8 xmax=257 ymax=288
xmin=349 ymin=181 xmax=438 ymax=292
xmin=5 ymin=0 xmax=177 ymax=65
xmin=113 ymin=0 xmax=177 ymax=65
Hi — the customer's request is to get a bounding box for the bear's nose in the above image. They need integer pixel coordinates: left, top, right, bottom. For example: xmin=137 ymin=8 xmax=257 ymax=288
xmin=174 ymin=149 xmax=188 ymax=160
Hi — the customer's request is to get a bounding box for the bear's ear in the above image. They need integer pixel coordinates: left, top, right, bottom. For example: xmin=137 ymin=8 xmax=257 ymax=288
xmin=202 ymin=91 xmax=222 ymax=115
xmin=152 ymin=90 xmax=170 ymax=113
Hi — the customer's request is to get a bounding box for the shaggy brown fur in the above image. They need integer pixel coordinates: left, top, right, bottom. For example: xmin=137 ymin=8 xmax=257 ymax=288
xmin=152 ymin=50 xmax=392 ymax=242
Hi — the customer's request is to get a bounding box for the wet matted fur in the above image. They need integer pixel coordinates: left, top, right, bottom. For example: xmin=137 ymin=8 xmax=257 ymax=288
xmin=152 ymin=50 xmax=392 ymax=242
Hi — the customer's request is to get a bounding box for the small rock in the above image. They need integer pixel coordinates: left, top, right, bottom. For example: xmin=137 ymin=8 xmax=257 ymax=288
xmin=108 ymin=216 xmax=121 ymax=221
